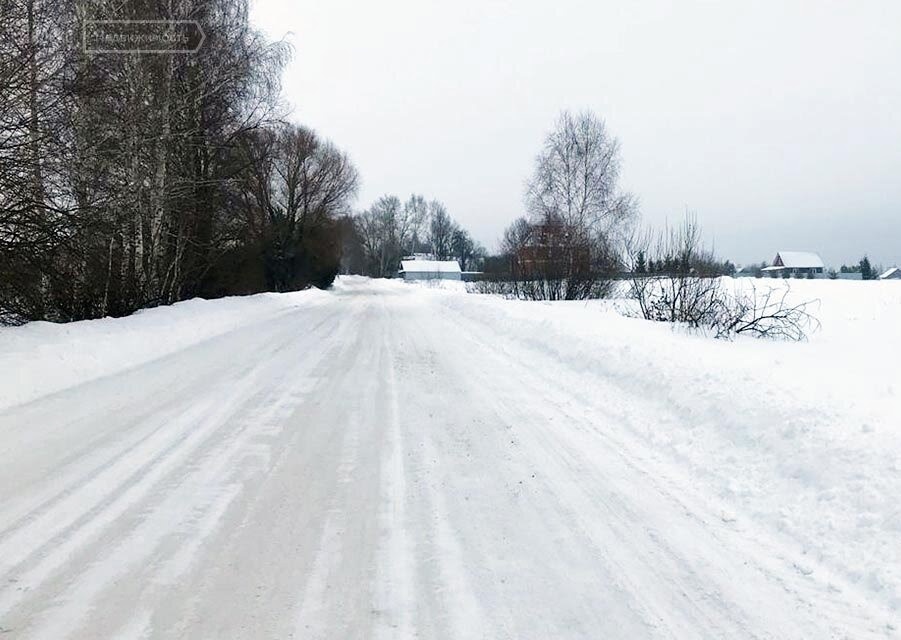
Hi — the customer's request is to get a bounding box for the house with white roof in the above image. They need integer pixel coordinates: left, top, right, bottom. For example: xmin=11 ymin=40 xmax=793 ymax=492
xmin=399 ymin=259 xmax=462 ymax=281
xmin=880 ymin=267 xmax=901 ymax=280
xmin=761 ymin=251 xmax=825 ymax=278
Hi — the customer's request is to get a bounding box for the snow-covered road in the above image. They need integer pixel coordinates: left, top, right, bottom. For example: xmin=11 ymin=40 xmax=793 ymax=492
xmin=0 ymin=278 xmax=895 ymax=638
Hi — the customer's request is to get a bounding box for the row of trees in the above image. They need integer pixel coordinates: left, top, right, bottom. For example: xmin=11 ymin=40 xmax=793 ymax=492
xmin=633 ymin=249 xmax=736 ymax=278
xmin=1 ymin=0 xmax=358 ymax=323
xmin=629 ymin=215 xmax=738 ymax=279
xmin=348 ymin=194 xmax=485 ymax=277
xmin=836 ymin=257 xmax=882 ymax=280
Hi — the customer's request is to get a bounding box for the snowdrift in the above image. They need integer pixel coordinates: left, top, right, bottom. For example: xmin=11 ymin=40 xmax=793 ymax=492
xmin=0 ymin=289 xmax=329 ymax=411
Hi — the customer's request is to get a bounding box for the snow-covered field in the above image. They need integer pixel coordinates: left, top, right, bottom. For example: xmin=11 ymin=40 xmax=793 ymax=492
xmin=0 ymin=276 xmax=898 ymax=638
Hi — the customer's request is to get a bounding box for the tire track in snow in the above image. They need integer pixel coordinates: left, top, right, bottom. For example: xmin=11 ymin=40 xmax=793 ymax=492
xmin=415 ymin=431 xmax=490 ymax=639
xmin=435 ymin=295 xmax=890 ymax=638
xmin=292 ymin=413 xmax=361 ymax=638
xmin=100 ymin=379 xmax=324 ymax=640
xmin=0 ymin=307 xmax=342 ymax=637
xmin=372 ymin=315 xmax=416 ymax=639
xmin=388 ymin=311 xmax=494 ymax=639
xmin=0 ymin=310 xmax=334 ymax=566
xmin=398 ymin=305 xmax=645 ymax=638
xmin=128 ymin=301 xmax=376 ymax=640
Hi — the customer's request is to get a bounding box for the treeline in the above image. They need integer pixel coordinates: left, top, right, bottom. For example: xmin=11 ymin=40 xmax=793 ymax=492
xmin=0 ymin=0 xmax=358 ymax=324
xmin=835 ymin=257 xmax=882 ymax=280
xmin=344 ymin=194 xmax=485 ymax=277
xmin=633 ymin=249 xmax=735 ymax=278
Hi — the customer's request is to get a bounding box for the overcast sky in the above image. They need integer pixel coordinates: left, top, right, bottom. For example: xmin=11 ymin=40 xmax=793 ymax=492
xmin=251 ymin=0 xmax=901 ymax=268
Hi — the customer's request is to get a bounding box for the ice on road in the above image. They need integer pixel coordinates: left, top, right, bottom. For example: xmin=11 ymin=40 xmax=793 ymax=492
xmin=0 ymin=278 xmax=895 ymax=638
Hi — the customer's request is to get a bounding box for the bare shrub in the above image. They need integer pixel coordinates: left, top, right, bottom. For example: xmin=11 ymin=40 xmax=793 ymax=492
xmin=630 ymin=275 xmax=723 ymax=327
xmin=712 ymin=285 xmax=820 ymax=341
xmin=627 ymin=216 xmax=818 ymax=341
xmin=467 ymin=279 xmax=517 ymax=297
xmin=630 ymin=276 xmax=818 ymax=341
xmin=467 ymin=272 xmax=614 ymax=301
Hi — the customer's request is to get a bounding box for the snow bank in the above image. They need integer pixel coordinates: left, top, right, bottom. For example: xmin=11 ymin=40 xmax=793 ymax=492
xmin=0 ymin=289 xmax=329 ymax=411
xmin=447 ymin=278 xmax=901 ymax=612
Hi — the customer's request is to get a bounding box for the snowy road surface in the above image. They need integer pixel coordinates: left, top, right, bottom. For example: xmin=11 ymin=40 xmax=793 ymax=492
xmin=0 ymin=278 xmax=896 ymax=638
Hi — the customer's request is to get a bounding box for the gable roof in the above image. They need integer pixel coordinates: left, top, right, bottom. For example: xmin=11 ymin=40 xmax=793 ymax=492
xmin=775 ymin=251 xmax=825 ymax=269
xmin=400 ymin=260 xmax=461 ymax=274
xmin=880 ymin=267 xmax=900 ymax=279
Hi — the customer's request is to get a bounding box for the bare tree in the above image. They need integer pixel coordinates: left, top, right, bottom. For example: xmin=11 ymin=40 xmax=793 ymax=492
xmin=427 ymin=200 xmax=454 ymax=258
xmin=500 ymin=217 xmax=531 ymax=257
xmin=476 ymin=110 xmax=636 ymax=301
xmin=234 ymin=124 xmax=359 ymax=291
xmin=526 ymin=110 xmax=635 ymax=244
xmin=402 ymin=194 xmax=429 ymax=255
xmin=356 ymin=195 xmax=424 ymax=277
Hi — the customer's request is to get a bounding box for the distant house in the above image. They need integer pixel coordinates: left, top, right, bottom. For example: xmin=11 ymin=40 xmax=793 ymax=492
xmin=880 ymin=267 xmax=901 ymax=280
xmin=761 ymin=251 xmax=825 ymax=278
xmin=515 ymin=220 xmax=590 ymax=275
xmin=399 ymin=259 xmax=462 ymax=281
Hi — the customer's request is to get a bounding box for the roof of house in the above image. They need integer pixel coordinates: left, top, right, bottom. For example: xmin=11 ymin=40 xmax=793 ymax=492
xmin=880 ymin=266 xmax=900 ymax=279
xmin=400 ymin=260 xmax=461 ymax=274
xmin=775 ymin=251 xmax=825 ymax=269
